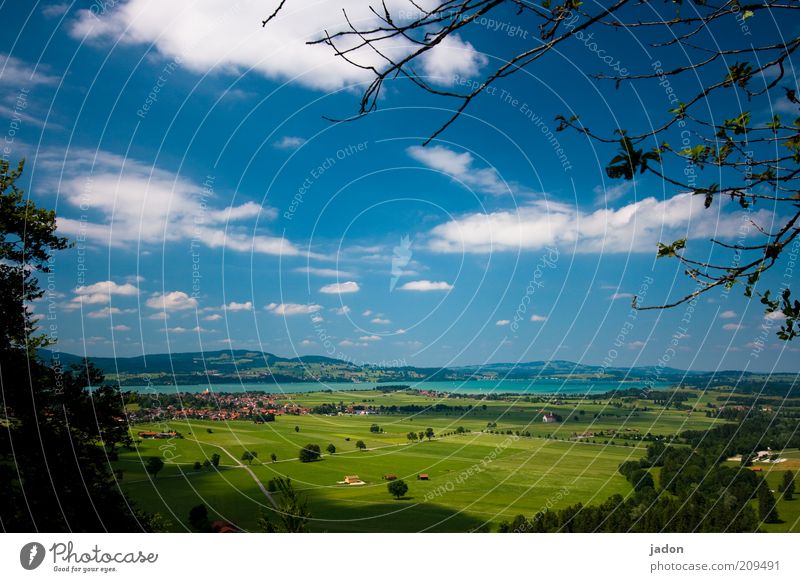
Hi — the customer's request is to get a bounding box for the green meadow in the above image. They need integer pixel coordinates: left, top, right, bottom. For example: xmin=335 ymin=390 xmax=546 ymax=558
xmin=116 ymin=388 xmax=795 ymax=532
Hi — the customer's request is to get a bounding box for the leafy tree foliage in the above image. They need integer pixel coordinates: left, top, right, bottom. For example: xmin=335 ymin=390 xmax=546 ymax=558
xmin=780 ymin=470 xmax=795 ymax=501
xmin=388 ymin=479 xmax=409 ymax=499
xmin=188 ymin=504 xmax=212 ymax=532
xmin=145 ymin=457 xmax=165 ymax=478
xmin=257 ymin=477 xmax=311 ymax=532
xmin=241 ymin=451 xmax=258 ymax=464
xmin=299 ymin=443 xmax=322 ymax=462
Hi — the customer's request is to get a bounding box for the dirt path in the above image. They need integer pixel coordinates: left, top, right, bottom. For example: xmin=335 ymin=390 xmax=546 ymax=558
xmin=186 ymin=438 xmax=278 ymax=508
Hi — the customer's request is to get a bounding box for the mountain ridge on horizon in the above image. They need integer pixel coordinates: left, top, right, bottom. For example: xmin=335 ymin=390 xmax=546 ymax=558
xmin=36 ymin=348 xmax=786 ymax=378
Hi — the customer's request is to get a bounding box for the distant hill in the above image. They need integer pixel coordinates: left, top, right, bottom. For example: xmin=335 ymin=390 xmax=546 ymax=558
xmin=35 ymin=349 xmax=794 ymax=388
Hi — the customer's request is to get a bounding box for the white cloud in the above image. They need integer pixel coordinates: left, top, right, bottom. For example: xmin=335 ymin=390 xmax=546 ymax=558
xmin=204 ymin=313 xmax=223 ymax=321
xmin=224 ymin=301 xmax=253 ymax=312
xmin=0 ymin=53 xmax=60 ymax=87
xmin=148 ymin=311 xmax=168 ymax=320
xmin=530 ymin=314 xmax=547 ymax=322
xmin=427 ymin=193 xmax=775 ymax=254
xmin=42 ymin=3 xmax=70 ymax=18
xmin=320 ymin=281 xmax=360 ymax=294
xmin=310 ymin=314 xmax=324 ymax=323
xmin=68 ymin=1 xmax=484 ymax=91
xmin=47 ymin=148 xmax=303 ymax=256
xmin=362 ymin=309 xmax=373 ymax=317
xmin=371 ymin=317 xmax=391 ymax=324
xmin=722 ymin=323 xmax=743 ymax=331
xmin=274 ymin=136 xmax=306 ymax=150
xmin=87 ymin=307 xmax=136 ymax=319
xmin=720 ymin=310 xmax=737 ymax=319
xmin=168 ymin=325 xmax=209 ymax=333
xmin=408 ymin=145 xmax=509 ymax=195
xmin=69 ymin=280 xmax=139 ymax=307
xmin=628 ymin=340 xmax=646 ymax=349
xmin=339 ymin=339 xmax=367 ymax=347
xmin=399 ymin=280 xmax=453 ymax=291
xmin=496 ymin=319 xmax=510 ymax=326
xmin=764 ymin=311 xmax=786 ymax=321
xmin=359 ymin=335 xmax=381 ymax=342
xmin=610 ymin=293 xmax=634 ymax=301
xmin=300 ymin=339 xmax=315 ymax=346
xmin=420 ymin=34 xmax=487 ymax=83
xmin=332 ymin=306 xmax=351 ymax=315
xmin=265 ymin=302 xmax=322 ymax=316
xmin=112 ymin=324 xmax=131 ymax=331
xmin=146 ymin=291 xmax=198 ymax=311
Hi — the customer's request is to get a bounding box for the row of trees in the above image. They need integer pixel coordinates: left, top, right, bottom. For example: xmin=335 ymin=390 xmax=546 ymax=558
xmin=407 ymin=428 xmax=435 ymax=442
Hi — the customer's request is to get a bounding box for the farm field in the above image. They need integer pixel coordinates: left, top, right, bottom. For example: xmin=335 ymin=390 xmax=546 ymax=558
xmin=116 ymin=388 xmax=736 ymax=532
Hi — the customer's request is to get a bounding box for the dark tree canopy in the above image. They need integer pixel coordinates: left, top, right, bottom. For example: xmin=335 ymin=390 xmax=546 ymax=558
xmin=0 ymin=160 xmax=157 ymax=531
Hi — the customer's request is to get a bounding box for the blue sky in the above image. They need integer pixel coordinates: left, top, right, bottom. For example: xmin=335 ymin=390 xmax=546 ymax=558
xmin=1 ymin=1 xmax=799 ymax=372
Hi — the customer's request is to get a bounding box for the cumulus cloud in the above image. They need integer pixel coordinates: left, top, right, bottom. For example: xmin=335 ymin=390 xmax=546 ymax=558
xmin=265 ymin=302 xmax=322 ymax=316
xmin=146 ymin=291 xmax=198 ymax=311
xmin=112 ymin=324 xmax=131 ymax=331
xmin=67 ymin=1 xmax=484 ymax=91
xmin=399 ymin=280 xmax=453 ymax=291
xmin=332 ymin=306 xmax=351 ymax=315
xmin=320 ymin=281 xmax=360 ymax=294
xmin=496 ymin=319 xmax=510 ymax=326
xmin=720 ymin=310 xmax=737 ymax=319
xmin=427 ymin=193 xmax=774 ymax=254
xmin=407 ymin=145 xmax=510 ymax=196
xmin=68 ymin=280 xmax=139 ymax=307
xmin=223 ymin=301 xmax=253 ymax=312
xmin=204 ymin=313 xmax=223 ymax=321
xmin=420 ymin=34 xmax=487 ymax=83
xmin=371 ymin=317 xmax=391 ymax=324
xmin=530 ymin=314 xmax=547 ymax=322
xmin=722 ymin=323 xmax=743 ymax=331
xmin=87 ymin=307 xmax=136 ymax=319
xmin=47 ymin=148 xmax=302 ymax=256
xmin=359 ymin=335 xmax=381 ymax=342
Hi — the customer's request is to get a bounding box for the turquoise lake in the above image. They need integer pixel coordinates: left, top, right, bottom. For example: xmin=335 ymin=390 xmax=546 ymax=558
xmin=127 ymin=379 xmax=674 ymax=395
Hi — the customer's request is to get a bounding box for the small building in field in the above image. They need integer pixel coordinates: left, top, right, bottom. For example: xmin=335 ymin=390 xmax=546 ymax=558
xmin=344 ymin=475 xmax=364 ymax=484
xmin=383 ymin=474 xmax=397 ymax=481
xmin=542 ymin=413 xmax=559 ymax=423
xmin=418 ymin=473 xmax=429 ymax=480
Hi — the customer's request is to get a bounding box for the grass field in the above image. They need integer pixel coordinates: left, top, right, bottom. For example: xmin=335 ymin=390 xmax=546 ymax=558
xmin=116 ymin=388 xmax=741 ymax=532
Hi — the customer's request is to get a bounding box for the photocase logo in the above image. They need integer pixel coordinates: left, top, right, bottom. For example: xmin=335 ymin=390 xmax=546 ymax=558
xmin=19 ymin=542 xmax=46 ymax=570
xmin=390 ymin=235 xmax=413 ymax=292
